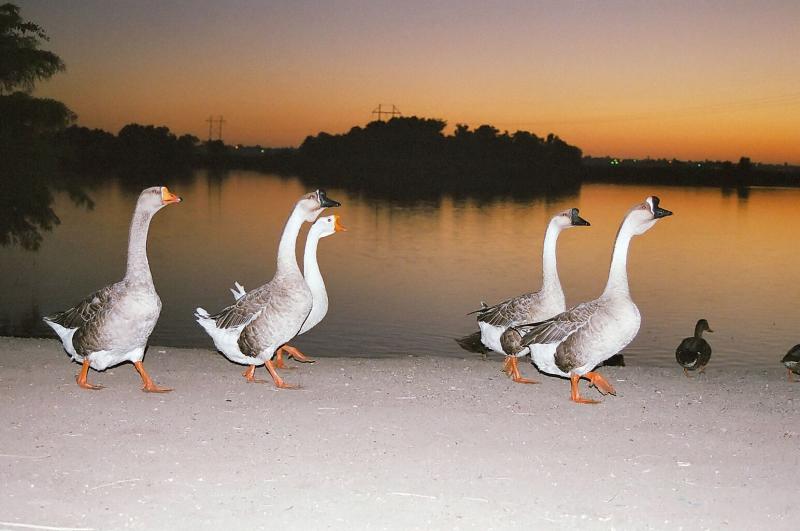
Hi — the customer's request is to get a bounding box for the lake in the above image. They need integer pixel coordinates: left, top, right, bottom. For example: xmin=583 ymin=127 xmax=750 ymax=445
xmin=1 ymin=170 xmax=798 ymax=368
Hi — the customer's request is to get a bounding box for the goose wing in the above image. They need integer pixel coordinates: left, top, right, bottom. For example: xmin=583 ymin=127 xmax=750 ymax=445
xmin=44 ymin=285 xmax=116 ymax=329
xmin=208 ymin=286 xmax=269 ymax=329
xmin=517 ymin=299 xmax=600 ymax=346
xmin=470 ymin=291 xmax=543 ymax=328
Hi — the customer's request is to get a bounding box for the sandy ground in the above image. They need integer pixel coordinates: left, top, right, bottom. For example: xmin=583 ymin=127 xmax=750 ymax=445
xmin=0 ymin=337 xmax=798 ymax=531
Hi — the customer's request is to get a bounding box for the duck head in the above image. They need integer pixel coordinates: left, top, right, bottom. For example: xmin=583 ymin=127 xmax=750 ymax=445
xmin=311 ymin=214 xmax=348 ymax=239
xmin=695 ymin=319 xmax=713 ymax=336
xmin=138 ymin=186 xmax=182 ymax=213
xmin=553 ymin=207 xmax=590 ymax=230
xmin=297 ymin=189 xmax=341 ymax=222
xmin=627 ymin=196 xmax=672 ymax=235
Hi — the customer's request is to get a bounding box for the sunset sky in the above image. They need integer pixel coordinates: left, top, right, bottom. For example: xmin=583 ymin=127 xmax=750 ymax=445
xmin=21 ymin=0 xmax=800 ymax=164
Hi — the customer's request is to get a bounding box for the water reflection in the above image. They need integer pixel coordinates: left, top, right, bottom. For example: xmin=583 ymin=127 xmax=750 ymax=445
xmin=1 ymin=170 xmax=798 ymax=369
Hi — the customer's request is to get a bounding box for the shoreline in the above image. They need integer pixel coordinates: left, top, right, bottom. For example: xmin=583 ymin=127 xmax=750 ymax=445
xmin=1 ymin=337 xmax=798 ymax=530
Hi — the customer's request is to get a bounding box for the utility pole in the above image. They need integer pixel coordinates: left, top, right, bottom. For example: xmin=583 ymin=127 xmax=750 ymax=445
xmin=205 ymin=115 xmax=226 ymax=141
xmin=206 ymin=116 xmax=214 ymax=141
xmin=216 ymin=115 xmax=225 ymax=142
xmin=372 ymin=104 xmax=401 ymax=121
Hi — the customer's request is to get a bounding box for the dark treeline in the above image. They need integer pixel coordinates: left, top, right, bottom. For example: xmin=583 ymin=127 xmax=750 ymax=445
xmin=262 ymin=117 xmax=584 ymax=198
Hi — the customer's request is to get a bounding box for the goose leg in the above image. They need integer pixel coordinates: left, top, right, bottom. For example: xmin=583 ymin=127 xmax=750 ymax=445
xmin=133 ymin=361 xmax=172 ymax=393
xmin=585 ymin=371 xmax=616 ymax=396
xmin=273 ymin=347 xmax=289 ymax=369
xmin=265 ymin=359 xmax=298 ymax=389
xmin=242 ymin=364 xmax=267 ymax=383
xmin=75 ymin=358 xmax=104 ymax=390
xmin=570 ymin=374 xmax=599 ymax=404
xmin=788 ymin=368 xmax=798 ymax=383
xmin=683 ymin=368 xmax=691 ymax=378
xmin=509 ymin=356 xmax=538 ymax=384
xmin=281 ymin=344 xmax=315 ymax=364
xmin=501 ymin=356 xmax=513 ymax=376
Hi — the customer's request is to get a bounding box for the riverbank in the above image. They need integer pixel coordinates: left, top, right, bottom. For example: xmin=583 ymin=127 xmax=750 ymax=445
xmin=1 ymin=337 xmax=798 ymax=530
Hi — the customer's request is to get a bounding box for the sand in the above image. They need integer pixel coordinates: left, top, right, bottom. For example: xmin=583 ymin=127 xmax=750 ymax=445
xmin=0 ymin=336 xmax=798 ymax=530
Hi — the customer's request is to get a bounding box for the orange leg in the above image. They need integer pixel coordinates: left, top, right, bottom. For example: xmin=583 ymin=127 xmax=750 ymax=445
xmin=585 ymin=371 xmax=616 ymax=396
xmin=509 ymin=356 xmax=538 ymax=384
xmin=265 ymin=359 xmax=298 ymax=389
xmin=242 ymin=364 xmax=267 ymax=383
xmin=133 ymin=361 xmax=172 ymax=393
xmin=75 ymin=358 xmax=103 ymax=390
xmin=282 ymin=344 xmax=315 ymax=364
xmin=501 ymin=356 xmax=513 ymax=376
xmin=683 ymin=367 xmax=691 ymax=378
xmin=569 ymin=374 xmax=599 ymax=404
xmin=273 ymin=347 xmax=288 ymax=369
xmin=788 ymin=368 xmax=799 ymax=383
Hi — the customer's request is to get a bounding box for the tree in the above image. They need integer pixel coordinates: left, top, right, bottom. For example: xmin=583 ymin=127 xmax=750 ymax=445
xmin=0 ymin=2 xmax=65 ymax=94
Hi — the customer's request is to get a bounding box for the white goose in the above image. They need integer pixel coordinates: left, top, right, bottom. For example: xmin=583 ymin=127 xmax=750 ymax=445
xmin=470 ymin=208 xmax=590 ymax=383
xmin=230 ymin=214 xmax=347 ymax=367
xmin=43 ymin=186 xmax=182 ymax=392
xmin=195 ymin=190 xmax=340 ymax=388
xmin=516 ymin=196 xmax=672 ymax=403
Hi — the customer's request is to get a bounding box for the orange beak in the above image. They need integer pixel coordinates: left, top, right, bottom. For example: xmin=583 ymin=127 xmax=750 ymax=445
xmin=333 ymin=215 xmax=347 ymax=232
xmin=161 ymin=186 xmax=182 ymax=204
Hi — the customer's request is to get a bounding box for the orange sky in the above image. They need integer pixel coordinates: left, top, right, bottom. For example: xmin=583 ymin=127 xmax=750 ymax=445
xmin=21 ymin=0 xmax=800 ymax=164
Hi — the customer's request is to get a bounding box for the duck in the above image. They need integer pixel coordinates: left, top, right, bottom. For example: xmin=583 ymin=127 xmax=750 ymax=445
xmin=42 ymin=186 xmax=182 ymax=392
xmin=229 ymin=214 xmax=347 ymax=368
xmin=675 ymin=319 xmax=713 ymax=376
xmin=781 ymin=345 xmax=800 ymax=382
xmin=468 ymin=208 xmax=590 ymax=383
xmin=195 ymin=190 xmax=340 ymax=388
xmin=516 ymin=196 xmax=672 ymax=404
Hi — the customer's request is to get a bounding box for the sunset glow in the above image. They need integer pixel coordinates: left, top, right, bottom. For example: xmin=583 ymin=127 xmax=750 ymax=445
xmin=22 ymin=0 xmax=800 ymax=163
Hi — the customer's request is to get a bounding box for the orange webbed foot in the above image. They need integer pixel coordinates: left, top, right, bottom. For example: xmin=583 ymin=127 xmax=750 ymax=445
xmin=282 ymin=345 xmax=316 ymax=364
xmin=585 ymin=371 xmax=616 ymax=396
xmin=133 ymin=361 xmax=172 ymax=393
xmin=242 ymin=365 xmax=267 ymax=383
xmin=570 ymin=374 xmax=601 ymax=405
xmin=265 ymin=360 xmax=298 ymax=389
xmin=76 ymin=359 xmax=104 ymax=390
xmin=508 ymin=357 xmax=539 ymax=384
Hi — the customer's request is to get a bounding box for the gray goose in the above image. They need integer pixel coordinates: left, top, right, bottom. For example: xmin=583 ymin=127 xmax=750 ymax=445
xmin=43 ymin=186 xmax=182 ymax=392
xmin=469 ymin=208 xmax=590 ymax=383
xmin=516 ymin=196 xmax=672 ymax=404
xmin=195 ymin=190 xmax=340 ymax=387
xmin=675 ymin=319 xmax=713 ymax=376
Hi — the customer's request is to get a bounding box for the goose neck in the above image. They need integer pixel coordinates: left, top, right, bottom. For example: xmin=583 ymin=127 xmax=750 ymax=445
xmin=124 ymin=206 xmax=155 ymax=285
xmin=540 ymin=221 xmax=562 ymax=294
xmin=303 ymin=231 xmax=324 ymax=291
xmin=694 ymin=323 xmax=706 ymax=338
xmin=276 ymin=207 xmax=305 ymax=276
xmin=602 ymin=223 xmax=634 ymax=298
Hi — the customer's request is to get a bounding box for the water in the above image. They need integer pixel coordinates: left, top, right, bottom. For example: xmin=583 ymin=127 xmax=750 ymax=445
xmin=2 ymin=170 xmax=798 ymax=368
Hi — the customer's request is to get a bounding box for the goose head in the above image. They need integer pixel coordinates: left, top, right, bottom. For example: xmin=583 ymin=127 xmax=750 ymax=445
xmin=625 ymin=196 xmax=672 ymax=235
xmin=552 ymin=207 xmax=590 ymax=230
xmin=297 ymin=189 xmax=341 ymax=222
xmin=138 ymin=186 xmax=182 ymax=214
xmin=310 ymin=214 xmax=348 ymax=239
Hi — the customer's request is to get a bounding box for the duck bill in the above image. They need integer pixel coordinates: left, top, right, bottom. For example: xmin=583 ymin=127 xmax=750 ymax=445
xmin=317 ymin=189 xmax=341 ymax=208
xmin=333 ymin=215 xmax=348 ymax=232
xmin=161 ymin=187 xmax=182 ymax=204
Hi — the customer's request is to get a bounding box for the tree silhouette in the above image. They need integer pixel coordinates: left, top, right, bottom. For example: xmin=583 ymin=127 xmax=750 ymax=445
xmin=0 ymin=2 xmax=64 ymax=94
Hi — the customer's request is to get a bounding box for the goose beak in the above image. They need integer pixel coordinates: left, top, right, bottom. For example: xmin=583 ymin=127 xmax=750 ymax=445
xmin=333 ymin=215 xmax=348 ymax=232
xmin=650 ymin=196 xmax=671 ymax=219
xmin=317 ymin=189 xmax=341 ymax=208
xmin=571 ymin=208 xmax=590 ymax=227
xmin=161 ymin=187 xmax=182 ymax=204
xmin=707 ymin=327 xmax=714 ymax=333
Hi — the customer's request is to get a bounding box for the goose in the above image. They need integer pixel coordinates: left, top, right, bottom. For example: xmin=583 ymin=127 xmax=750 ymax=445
xmin=515 ymin=196 xmax=672 ymax=404
xmin=229 ymin=214 xmax=347 ymax=368
xmin=468 ymin=208 xmax=590 ymax=383
xmin=42 ymin=186 xmax=182 ymax=392
xmin=782 ymin=345 xmax=800 ymax=382
xmin=675 ymin=319 xmax=713 ymax=376
xmin=195 ymin=190 xmax=340 ymax=388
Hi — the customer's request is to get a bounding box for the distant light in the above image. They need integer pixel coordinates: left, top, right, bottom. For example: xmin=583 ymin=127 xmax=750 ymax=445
xmin=261 ymin=149 xmax=265 ymax=153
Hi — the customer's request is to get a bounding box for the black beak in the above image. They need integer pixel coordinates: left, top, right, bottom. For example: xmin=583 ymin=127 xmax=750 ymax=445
xmin=570 ymin=208 xmax=590 ymax=226
xmin=317 ymin=189 xmax=341 ymax=208
xmin=651 ymin=196 xmax=672 ymax=219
